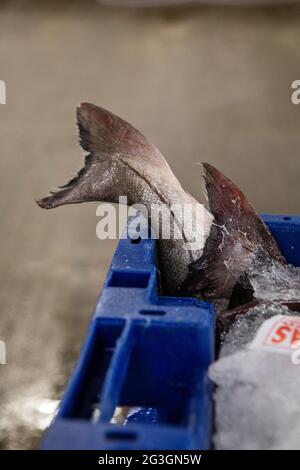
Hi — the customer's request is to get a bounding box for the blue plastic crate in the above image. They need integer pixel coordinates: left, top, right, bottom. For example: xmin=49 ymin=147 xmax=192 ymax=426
xmin=42 ymin=214 xmax=300 ymax=450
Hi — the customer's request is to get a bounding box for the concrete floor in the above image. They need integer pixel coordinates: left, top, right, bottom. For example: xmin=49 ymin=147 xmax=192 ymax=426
xmin=0 ymin=0 xmax=299 ymax=449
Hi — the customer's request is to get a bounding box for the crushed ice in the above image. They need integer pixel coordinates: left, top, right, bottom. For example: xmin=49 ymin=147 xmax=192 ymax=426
xmin=247 ymin=256 xmax=300 ymax=302
xmin=210 ymin=303 xmax=300 ymax=449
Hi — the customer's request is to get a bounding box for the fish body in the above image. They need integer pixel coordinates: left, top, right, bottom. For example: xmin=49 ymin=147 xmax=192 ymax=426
xmin=37 ymin=103 xmax=297 ymax=312
xmin=180 ymin=163 xmax=287 ymax=311
xmin=37 ymin=103 xmax=213 ymax=294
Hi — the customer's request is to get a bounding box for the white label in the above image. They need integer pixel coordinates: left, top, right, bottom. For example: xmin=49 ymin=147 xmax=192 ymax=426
xmin=249 ymin=314 xmax=300 ymax=355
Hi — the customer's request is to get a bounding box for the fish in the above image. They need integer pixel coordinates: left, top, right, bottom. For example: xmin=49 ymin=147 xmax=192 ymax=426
xmin=37 ymin=103 xmax=295 ymax=319
xmin=180 ymin=163 xmax=288 ymax=311
xmin=183 ymin=164 xmax=300 ymax=348
xmin=37 ymin=103 xmax=213 ymax=295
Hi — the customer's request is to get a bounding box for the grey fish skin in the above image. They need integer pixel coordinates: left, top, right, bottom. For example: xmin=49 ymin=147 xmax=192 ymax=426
xmin=181 ymin=163 xmax=287 ymax=311
xmin=37 ymin=103 xmax=213 ymax=295
xmin=37 ymin=103 xmax=289 ymax=309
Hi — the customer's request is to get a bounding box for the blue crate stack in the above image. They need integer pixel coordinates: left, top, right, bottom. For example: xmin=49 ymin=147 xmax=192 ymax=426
xmin=42 ymin=214 xmax=300 ymax=450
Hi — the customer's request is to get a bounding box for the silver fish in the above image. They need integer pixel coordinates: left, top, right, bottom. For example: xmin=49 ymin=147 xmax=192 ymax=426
xmin=37 ymin=103 xmax=289 ymax=313
xmin=37 ymin=103 xmax=213 ymax=295
xmin=181 ymin=163 xmax=287 ymax=311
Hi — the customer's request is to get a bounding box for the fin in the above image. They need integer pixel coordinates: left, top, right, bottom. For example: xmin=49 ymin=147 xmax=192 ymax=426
xmin=36 ymin=154 xmax=95 ymax=209
xmin=76 ymin=102 xmax=155 ymax=156
xmin=180 ymin=163 xmax=286 ymax=306
xmin=36 ymin=103 xmax=169 ymax=209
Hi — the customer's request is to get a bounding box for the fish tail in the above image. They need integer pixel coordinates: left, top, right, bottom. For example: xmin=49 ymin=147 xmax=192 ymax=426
xmin=36 ymin=103 xmax=161 ymax=209
xmin=180 ymin=163 xmax=286 ymax=305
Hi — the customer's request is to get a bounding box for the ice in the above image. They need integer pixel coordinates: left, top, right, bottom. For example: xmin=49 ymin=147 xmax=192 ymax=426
xmin=210 ymin=303 xmax=300 ymax=449
xmin=248 ymin=256 xmax=300 ymax=302
xmin=220 ymin=303 xmax=292 ymax=357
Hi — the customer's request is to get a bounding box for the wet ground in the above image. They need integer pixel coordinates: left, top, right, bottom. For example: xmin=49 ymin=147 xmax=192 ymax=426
xmin=0 ymin=0 xmax=299 ymax=449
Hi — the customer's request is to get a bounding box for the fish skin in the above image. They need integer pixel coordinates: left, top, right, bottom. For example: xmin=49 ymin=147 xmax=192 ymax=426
xmin=182 ymin=164 xmax=300 ymax=345
xmin=180 ymin=163 xmax=287 ymax=309
xmin=37 ymin=103 xmax=213 ymax=294
xmin=36 ymin=104 xmax=289 ymax=309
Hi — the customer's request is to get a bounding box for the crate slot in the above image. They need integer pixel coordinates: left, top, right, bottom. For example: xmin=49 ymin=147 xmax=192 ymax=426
xmin=99 ymin=321 xmax=136 ymax=423
xmin=58 ymin=321 xmax=125 ymax=420
xmin=107 ymin=271 xmax=150 ymax=288
xmin=97 ymin=321 xmax=208 ymax=428
xmin=139 ymin=309 xmax=166 ymax=316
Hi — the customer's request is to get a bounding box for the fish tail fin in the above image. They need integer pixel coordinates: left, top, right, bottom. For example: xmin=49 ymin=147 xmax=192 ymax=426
xmin=180 ymin=163 xmax=285 ymax=305
xmin=37 ymin=103 xmax=161 ymax=210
